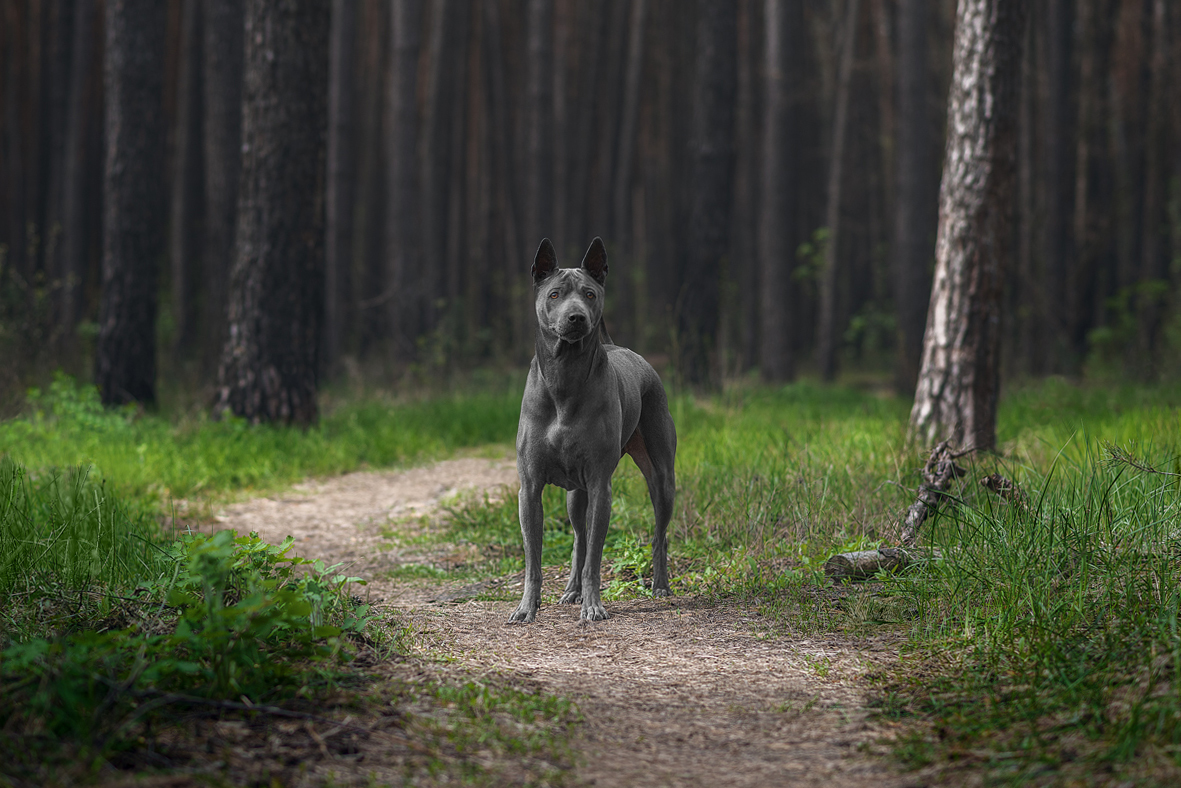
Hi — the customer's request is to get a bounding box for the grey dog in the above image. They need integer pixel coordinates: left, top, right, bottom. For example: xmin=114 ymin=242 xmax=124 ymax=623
xmin=510 ymin=237 xmax=677 ymax=624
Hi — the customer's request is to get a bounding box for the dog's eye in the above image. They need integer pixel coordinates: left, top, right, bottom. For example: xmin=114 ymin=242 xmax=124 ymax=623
xmin=549 ymin=290 xmax=559 ymax=299
xmin=585 ymin=291 xmax=595 ymax=300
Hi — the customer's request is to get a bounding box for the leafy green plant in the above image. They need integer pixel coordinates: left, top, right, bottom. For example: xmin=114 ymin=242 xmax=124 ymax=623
xmin=0 ymin=525 xmax=373 ymax=782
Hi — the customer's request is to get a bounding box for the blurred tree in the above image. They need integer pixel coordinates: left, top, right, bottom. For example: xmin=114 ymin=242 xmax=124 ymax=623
xmin=892 ymin=0 xmax=937 ymax=394
xmin=168 ymin=0 xmax=203 ymax=358
xmin=386 ymin=0 xmax=423 ymax=357
xmin=679 ymin=0 xmax=737 ymax=387
xmin=758 ymin=0 xmax=799 ymax=382
xmin=96 ymin=0 xmax=167 ymax=406
xmin=909 ymin=0 xmax=1030 ymax=451
xmin=816 ymin=0 xmax=861 ymax=382
xmin=215 ymin=0 xmax=328 ymax=425
xmin=325 ymin=0 xmax=357 ymax=377
xmin=201 ymin=0 xmax=244 ymax=372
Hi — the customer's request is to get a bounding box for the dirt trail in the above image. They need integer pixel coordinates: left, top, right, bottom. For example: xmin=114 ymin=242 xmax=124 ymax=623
xmin=214 ymin=457 xmax=911 ymax=788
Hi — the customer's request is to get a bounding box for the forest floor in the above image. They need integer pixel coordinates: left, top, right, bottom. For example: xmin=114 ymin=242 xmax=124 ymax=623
xmin=156 ymin=455 xmax=919 ymax=788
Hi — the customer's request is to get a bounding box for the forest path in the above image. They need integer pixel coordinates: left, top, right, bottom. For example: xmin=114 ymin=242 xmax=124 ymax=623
xmin=215 ymin=456 xmax=912 ymax=788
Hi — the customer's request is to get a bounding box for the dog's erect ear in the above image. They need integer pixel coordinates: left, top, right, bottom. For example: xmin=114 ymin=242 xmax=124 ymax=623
xmin=580 ymin=237 xmax=609 ymax=284
xmin=532 ymin=238 xmax=558 ymax=283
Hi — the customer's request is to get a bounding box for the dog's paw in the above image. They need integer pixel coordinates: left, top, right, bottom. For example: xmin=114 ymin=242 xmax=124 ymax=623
xmin=652 ymin=587 xmax=673 ymax=598
xmin=580 ymin=603 xmax=610 ymax=621
xmin=507 ymin=603 xmax=538 ymax=624
xmin=558 ymin=591 xmax=582 ymax=605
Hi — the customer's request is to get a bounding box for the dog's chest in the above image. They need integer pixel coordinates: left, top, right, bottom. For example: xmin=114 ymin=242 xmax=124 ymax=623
xmin=527 ymin=409 xmax=614 ymax=490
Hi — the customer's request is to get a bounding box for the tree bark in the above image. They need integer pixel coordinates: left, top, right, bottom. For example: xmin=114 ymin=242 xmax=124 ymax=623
xmin=816 ymin=0 xmax=861 ymax=383
xmin=386 ymin=0 xmax=423 ymax=357
xmin=96 ymin=0 xmax=167 ymax=406
xmin=325 ymin=0 xmax=357 ymax=378
xmin=1041 ymin=0 xmax=1073 ymax=372
xmin=41 ymin=0 xmax=75 ymax=347
xmin=908 ymin=0 xmax=1029 ymax=452
xmin=525 ymin=0 xmax=554 ymax=245
xmin=1138 ymin=0 xmax=1168 ymax=372
xmin=168 ymin=0 xmax=203 ymax=358
xmin=611 ymin=0 xmax=647 ymax=254
xmin=58 ymin=0 xmax=97 ymax=356
xmin=679 ymin=0 xmax=738 ymax=387
xmin=892 ymin=0 xmax=936 ymax=395
xmin=202 ymin=0 xmax=244 ymax=371
xmin=758 ymin=0 xmax=799 ymax=382
xmin=215 ymin=0 xmax=329 ymax=426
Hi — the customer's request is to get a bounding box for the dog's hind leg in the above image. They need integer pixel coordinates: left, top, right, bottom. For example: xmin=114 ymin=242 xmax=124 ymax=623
xmin=625 ymin=402 xmax=677 ymax=597
xmin=560 ymin=489 xmax=587 ymax=604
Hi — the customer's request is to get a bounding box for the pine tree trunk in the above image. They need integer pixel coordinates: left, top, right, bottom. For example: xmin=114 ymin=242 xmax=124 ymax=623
xmin=202 ymin=0 xmax=244 ymax=371
xmin=169 ymin=0 xmax=204 ymax=358
xmin=611 ymin=0 xmax=647 ymax=250
xmin=325 ymin=0 xmax=357 ymax=377
xmin=60 ymin=0 xmax=98 ymax=356
xmin=525 ymin=0 xmax=554 ymax=244
xmin=42 ymin=0 xmax=76 ymax=348
xmin=892 ymin=0 xmax=936 ymax=395
xmin=758 ymin=0 xmax=798 ymax=382
xmin=386 ymin=0 xmax=423 ymax=357
xmin=908 ymin=0 xmax=1029 ymax=452
xmin=816 ymin=0 xmax=861 ymax=383
xmin=96 ymin=0 xmax=167 ymax=406
xmin=680 ymin=0 xmax=737 ymax=387
xmin=1042 ymin=0 xmax=1073 ymax=372
xmin=215 ymin=0 xmax=329 ymax=426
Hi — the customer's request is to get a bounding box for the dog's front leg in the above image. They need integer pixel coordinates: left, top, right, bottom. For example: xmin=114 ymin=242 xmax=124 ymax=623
xmin=579 ymin=481 xmax=612 ymax=621
xmin=559 ymin=489 xmax=587 ymax=604
xmin=509 ymin=480 xmax=544 ymax=623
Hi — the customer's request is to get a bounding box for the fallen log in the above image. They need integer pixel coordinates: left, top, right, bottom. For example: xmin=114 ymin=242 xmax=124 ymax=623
xmin=823 ymin=546 xmax=943 ymax=582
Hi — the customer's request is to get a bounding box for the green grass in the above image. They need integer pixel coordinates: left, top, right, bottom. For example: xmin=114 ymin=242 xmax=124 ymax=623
xmin=435 ymin=377 xmax=1181 ymax=782
xmin=6 ymin=372 xmax=1181 ymax=783
xmin=1 ymin=372 xmax=522 ymax=504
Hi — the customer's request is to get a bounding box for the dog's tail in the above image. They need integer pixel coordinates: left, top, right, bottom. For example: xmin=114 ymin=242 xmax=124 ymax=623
xmin=598 ymin=318 xmax=614 ymax=345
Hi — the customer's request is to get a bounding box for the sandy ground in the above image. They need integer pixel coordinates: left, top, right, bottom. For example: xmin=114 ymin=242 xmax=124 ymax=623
xmin=210 ymin=457 xmax=913 ymax=788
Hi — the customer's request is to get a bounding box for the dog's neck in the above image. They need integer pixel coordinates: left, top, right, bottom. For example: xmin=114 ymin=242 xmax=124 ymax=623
xmin=534 ymin=323 xmax=606 ymax=404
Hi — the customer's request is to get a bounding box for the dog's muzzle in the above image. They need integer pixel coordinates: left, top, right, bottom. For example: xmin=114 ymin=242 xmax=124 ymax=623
xmin=557 ymin=311 xmax=593 ymax=341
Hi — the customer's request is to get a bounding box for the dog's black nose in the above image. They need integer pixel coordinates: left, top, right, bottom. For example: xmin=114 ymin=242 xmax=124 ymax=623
xmin=568 ymin=313 xmax=586 ymax=324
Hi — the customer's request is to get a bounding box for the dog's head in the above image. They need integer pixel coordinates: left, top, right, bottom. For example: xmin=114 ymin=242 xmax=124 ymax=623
xmin=532 ymin=238 xmax=608 ymax=343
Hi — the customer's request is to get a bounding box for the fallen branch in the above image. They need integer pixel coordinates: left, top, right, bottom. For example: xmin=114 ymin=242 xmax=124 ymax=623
xmin=821 ymin=442 xmax=966 ymax=583
xmin=899 ymin=440 xmax=969 ymax=546
xmin=823 ymin=546 xmax=942 ymax=582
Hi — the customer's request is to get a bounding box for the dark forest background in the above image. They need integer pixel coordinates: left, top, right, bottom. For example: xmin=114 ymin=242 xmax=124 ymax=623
xmin=1 ymin=0 xmax=1179 ymax=414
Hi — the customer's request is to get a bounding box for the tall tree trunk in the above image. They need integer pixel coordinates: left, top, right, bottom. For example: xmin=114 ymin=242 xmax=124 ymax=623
xmin=679 ymin=0 xmax=737 ymax=387
xmin=1042 ymin=0 xmax=1073 ymax=371
xmin=758 ymin=0 xmax=799 ymax=382
xmin=4 ymin=1 xmax=30 ymax=306
xmin=1138 ymin=0 xmax=1167 ymax=372
xmin=908 ymin=0 xmax=1029 ymax=451
xmin=386 ymin=0 xmax=423 ymax=357
xmin=611 ymin=0 xmax=647 ymax=250
xmin=60 ymin=0 xmax=97 ymax=357
xmin=525 ymin=0 xmax=554 ymax=245
xmin=483 ymin=0 xmax=525 ymax=357
xmin=325 ymin=0 xmax=357 ymax=378
xmin=816 ymin=0 xmax=861 ymax=382
xmin=215 ymin=0 xmax=329 ymax=425
xmin=169 ymin=0 xmax=203 ymax=358
xmin=893 ymin=0 xmax=937 ymax=395
xmin=202 ymin=0 xmax=244 ymax=371
xmin=41 ymin=0 xmax=75 ymax=346
xmin=96 ymin=0 xmax=167 ymax=406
